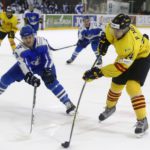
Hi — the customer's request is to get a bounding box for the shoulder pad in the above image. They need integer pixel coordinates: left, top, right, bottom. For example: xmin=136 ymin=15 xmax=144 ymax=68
xmin=36 ymin=36 xmax=48 ymax=47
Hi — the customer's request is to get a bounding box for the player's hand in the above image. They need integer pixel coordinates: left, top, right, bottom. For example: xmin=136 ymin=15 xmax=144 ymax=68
xmin=42 ymin=68 xmax=56 ymax=84
xmin=39 ymin=18 xmax=43 ymax=23
xmin=8 ymin=31 xmax=15 ymax=38
xmin=98 ymin=33 xmax=110 ymax=56
xmin=83 ymin=67 xmax=103 ymax=82
xmin=77 ymin=40 xmax=83 ymax=46
xmin=24 ymin=72 xmax=40 ymax=87
xmin=77 ymin=39 xmax=87 ymax=48
xmin=143 ymin=34 xmax=149 ymax=40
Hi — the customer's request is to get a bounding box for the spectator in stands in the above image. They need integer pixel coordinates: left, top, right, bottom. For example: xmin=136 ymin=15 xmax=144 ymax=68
xmin=63 ymin=3 xmax=69 ymax=14
xmin=75 ymin=2 xmax=84 ymax=14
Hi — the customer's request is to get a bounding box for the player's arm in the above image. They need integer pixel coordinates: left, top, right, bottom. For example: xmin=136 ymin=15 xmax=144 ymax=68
xmin=97 ymin=23 xmax=115 ymax=56
xmin=7 ymin=17 xmax=18 ymax=41
xmin=11 ymin=17 xmax=18 ymax=33
xmin=91 ymin=25 xmax=104 ymax=37
xmin=38 ymin=10 xmax=43 ymax=24
xmin=101 ymin=55 xmax=134 ymax=77
xmin=14 ymin=47 xmax=40 ymax=87
xmin=24 ymin=17 xmax=29 ymax=25
xmin=78 ymin=27 xmax=85 ymax=40
xmin=83 ymin=50 xmax=136 ymax=82
xmin=76 ymin=28 xmax=88 ymax=47
xmin=0 ymin=13 xmax=2 ymax=26
xmin=39 ymin=17 xmax=43 ymax=23
xmin=14 ymin=48 xmax=32 ymax=75
xmin=97 ymin=32 xmax=111 ymax=56
xmin=23 ymin=11 xmax=29 ymax=25
xmin=34 ymin=9 xmax=43 ymax=24
xmin=41 ymin=39 xmax=55 ymax=84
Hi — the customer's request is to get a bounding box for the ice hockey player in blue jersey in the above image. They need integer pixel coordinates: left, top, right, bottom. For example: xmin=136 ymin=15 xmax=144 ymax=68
xmin=0 ymin=25 xmax=76 ymax=114
xmin=23 ymin=5 xmax=42 ymax=34
xmin=66 ymin=16 xmax=103 ymax=65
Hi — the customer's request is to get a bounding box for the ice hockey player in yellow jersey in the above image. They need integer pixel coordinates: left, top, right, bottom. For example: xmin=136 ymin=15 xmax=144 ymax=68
xmin=0 ymin=6 xmax=18 ymax=51
xmin=83 ymin=14 xmax=150 ymax=137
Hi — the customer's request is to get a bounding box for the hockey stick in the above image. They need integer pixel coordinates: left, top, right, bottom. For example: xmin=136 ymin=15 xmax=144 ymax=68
xmin=50 ymin=44 xmax=76 ymax=51
xmin=15 ymin=36 xmax=76 ymax=51
xmin=30 ymin=86 xmax=37 ymax=134
xmin=61 ymin=54 xmax=102 ymax=148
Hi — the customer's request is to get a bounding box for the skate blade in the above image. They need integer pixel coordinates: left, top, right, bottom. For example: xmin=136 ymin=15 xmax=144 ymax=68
xmin=95 ymin=64 xmax=102 ymax=68
xmin=135 ymin=132 xmax=145 ymax=138
xmin=67 ymin=110 xmax=78 ymax=116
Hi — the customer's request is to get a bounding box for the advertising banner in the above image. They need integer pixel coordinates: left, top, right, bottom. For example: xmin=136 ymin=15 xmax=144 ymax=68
xmin=97 ymin=15 xmax=136 ymax=29
xmin=73 ymin=15 xmax=97 ymax=27
xmin=107 ymin=1 xmax=129 ymax=14
xmin=45 ymin=15 xmax=72 ymax=28
xmin=136 ymin=15 xmax=150 ymax=27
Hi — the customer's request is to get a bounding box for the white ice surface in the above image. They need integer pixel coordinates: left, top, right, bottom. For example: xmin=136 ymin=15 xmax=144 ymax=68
xmin=0 ymin=29 xmax=150 ymax=150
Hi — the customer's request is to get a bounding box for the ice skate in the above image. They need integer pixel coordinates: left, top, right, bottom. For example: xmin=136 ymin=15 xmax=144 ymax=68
xmin=99 ymin=106 xmax=116 ymax=121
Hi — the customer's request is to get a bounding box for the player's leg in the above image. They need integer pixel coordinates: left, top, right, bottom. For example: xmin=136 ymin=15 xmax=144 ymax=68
xmin=66 ymin=40 xmax=89 ymax=64
xmin=66 ymin=45 xmax=84 ymax=64
xmin=45 ymin=79 xmax=76 ymax=114
xmin=8 ymin=31 xmax=16 ymax=51
xmin=0 ymin=31 xmax=7 ymax=47
xmin=37 ymin=65 xmax=76 ymax=114
xmin=126 ymin=80 xmax=148 ymax=135
xmin=99 ymin=82 xmax=125 ymax=121
xmin=125 ymin=56 xmax=150 ymax=135
xmin=91 ymin=39 xmax=102 ymax=66
xmin=0 ymin=63 xmax=25 ymax=95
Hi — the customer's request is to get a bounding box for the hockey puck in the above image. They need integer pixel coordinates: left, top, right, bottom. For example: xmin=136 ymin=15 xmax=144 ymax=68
xmin=61 ymin=141 xmax=70 ymax=148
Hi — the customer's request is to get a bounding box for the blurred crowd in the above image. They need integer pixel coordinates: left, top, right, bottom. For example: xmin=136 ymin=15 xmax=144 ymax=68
xmin=0 ymin=0 xmax=149 ymax=15
xmin=0 ymin=0 xmax=84 ymax=14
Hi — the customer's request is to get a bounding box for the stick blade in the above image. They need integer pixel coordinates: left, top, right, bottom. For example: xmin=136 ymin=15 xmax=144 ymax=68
xmin=61 ymin=141 xmax=70 ymax=148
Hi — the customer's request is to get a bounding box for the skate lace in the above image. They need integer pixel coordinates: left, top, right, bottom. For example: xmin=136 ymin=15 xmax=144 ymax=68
xmin=135 ymin=120 xmax=144 ymax=128
xmin=105 ymin=108 xmax=112 ymax=114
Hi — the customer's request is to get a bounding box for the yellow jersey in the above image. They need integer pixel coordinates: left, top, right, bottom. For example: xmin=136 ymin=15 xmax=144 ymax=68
xmin=101 ymin=23 xmax=150 ymax=78
xmin=0 ymin=12 xmax=18 ymax=33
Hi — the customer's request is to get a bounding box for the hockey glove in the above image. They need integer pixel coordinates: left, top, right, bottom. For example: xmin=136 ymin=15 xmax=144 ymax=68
xmin=77 ymin=40 xmax=87 ymax=48
xmin=143 ymin=34 xmax=149 ymax=40
xmin=24 ymin=72 xmax=41 ymax=87
xmin=42 ymin=68 xmax=56 ymax=84
xmin=39 ymin=18 xmax=43 ymax=23
xmin=83 ymin=67 xmax=103 ymax=82
xmin=8 ymin=31 xmax=15 ymax=38
xmin=24 ymin=18 xmax=29 ymax=25
xmin=98 ymin=33 xmax=110 ymax=56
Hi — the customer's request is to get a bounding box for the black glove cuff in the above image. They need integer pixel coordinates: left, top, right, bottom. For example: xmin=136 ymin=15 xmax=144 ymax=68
xmin=24 ymin=72 xmax=33 ymax=83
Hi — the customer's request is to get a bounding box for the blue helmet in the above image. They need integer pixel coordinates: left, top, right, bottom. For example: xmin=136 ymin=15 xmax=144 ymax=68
xmin=20 ymin=25 xmax=34 ymax=37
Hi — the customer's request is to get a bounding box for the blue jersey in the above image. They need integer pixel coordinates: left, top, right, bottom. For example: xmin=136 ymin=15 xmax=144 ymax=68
xmin=24 ymin=9 xmax=41 ymax=33
xmin=75 ymin=3 xmax=84 ymax=14
xmin=14 ymin=37 xmax=53 ymax=75
xmin=0 ymin=36 xmax=72 ymax=106
xmin=78 ymin=23 xmax=103 ymax=42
